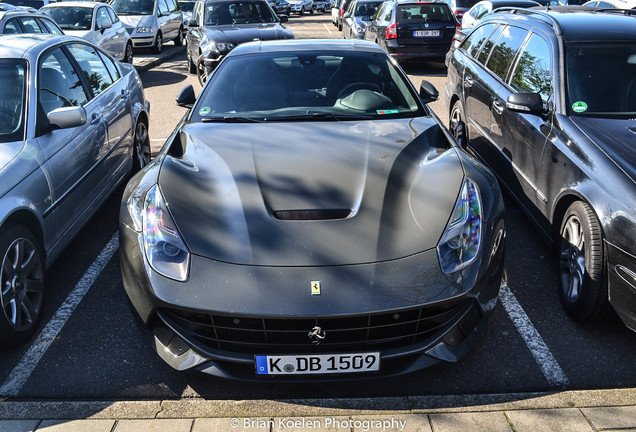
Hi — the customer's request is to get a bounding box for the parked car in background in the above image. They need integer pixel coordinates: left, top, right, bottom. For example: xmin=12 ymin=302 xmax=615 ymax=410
xmin=445 ymin=7 xmax=636 ymax=330
xmin=331 ymin=0 xmax=341 ymax=24
xmin=178 ymin=0 xmax=196 ymax=26
xmin=334 ymin=0 xmax=352 ymax=29
xmin=185 ymin=0 xmax=294 ymax=85
xmin=268 ymin=0 xmax=292 ymax=15
xmin=445 ymin=0 xmax=480 ymax=21
xmin=120 ymin=38 xmax=505 ymax=380
xmin=314 ymin=0 xmax=331 ymax=11
xmin=41 ymin=2 xmax=134 ymax=63
xmin=0 ymin=10 xmax=63 ymax=34
xmin=0 ymin=34 xmax=149 ymax=348
xmin=2 ymin=0 xmax=51 ymax=10
xmin=582 ymin=0 xmax=636 ymax=8
xmin=287 ymin=0 xmax=314 ymax=14
xmin=110 ymin=0 xmax=184 ymax=53
xmin=341 ymin=0 xmax=382 ymax=39
xmin=364 ymin=1 xmax=457 ymax=63
xmin=460 ymin=0 xmax=539 ymax=30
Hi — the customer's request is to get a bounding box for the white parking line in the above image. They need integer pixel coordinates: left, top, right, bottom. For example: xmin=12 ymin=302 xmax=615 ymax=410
xmin=0 ymin=234 xmax=119 ymax=397
xmin=323 ymin=23 xmax=332 ymax=34
xmin=499 ymin=283 xmax=570 ymax=387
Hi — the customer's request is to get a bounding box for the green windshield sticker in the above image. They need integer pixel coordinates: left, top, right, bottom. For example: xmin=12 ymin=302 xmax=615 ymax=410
xmin=377 ymin=109 xmax=399 ymax=115
xmin=199 ymin=107 xmax=211 ymax=116
xmin=572 ymin=101 xmax=588 ymax=113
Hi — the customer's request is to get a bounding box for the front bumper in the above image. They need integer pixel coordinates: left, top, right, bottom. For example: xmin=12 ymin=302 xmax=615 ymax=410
xmin=119 ymin=212 xmax=505 ymax=380
xmin=130 ymin=35 xmax=156 ymax=48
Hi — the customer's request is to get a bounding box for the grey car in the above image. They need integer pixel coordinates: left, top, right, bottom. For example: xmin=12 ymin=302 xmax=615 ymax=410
xmin=0 ymin=10 xmax=64 ymax=35
xmin=341 ymin=0 xmax=382 ymax=39
xmin=120 ymin=39 xmax=505 ymax=380
xmin=0 ymin=34 xmax=150 ymax=348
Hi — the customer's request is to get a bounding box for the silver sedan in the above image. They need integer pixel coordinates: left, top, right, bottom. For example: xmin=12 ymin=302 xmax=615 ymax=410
xmin=0 ymin=34 xmax=150 ymax=348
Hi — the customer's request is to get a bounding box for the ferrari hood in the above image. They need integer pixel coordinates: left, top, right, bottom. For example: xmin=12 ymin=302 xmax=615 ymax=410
xmin=158 ymin=118 xmax=465 ymax=266
xmin=202 ymin=24 xmax=292 ymax=44
xmin=570 ymin=117 xmax=636 ymax=185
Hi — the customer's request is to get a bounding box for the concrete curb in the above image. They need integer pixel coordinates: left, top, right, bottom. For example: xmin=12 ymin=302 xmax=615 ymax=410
xmin=0 ymin=388 xmax=634 ymax=420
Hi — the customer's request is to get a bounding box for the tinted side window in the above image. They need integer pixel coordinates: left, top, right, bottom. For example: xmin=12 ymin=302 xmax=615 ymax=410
xmin=461 ymin=23 xmax=497 ymax=58
xmin=486 ymin=25 xmax=528 ymax=80
xmin=39 ymin=47 xmax=89 ymax=116
xmin=510 ymin=33 xmax=552 ymax=101
xmin=476 ymin=24 xmax=503 ymax=64
xmin=67 ymin=44 xmax=114 ymax=98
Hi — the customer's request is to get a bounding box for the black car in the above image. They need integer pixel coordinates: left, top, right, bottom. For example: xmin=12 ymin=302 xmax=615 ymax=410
xmin=363 ymin=1 xmax=457 ymax=63
xmin=268 ymin=0 xmax=292 ymax=15
xmin=445 ymin=7 xmax=636 ymax=330
xmin=185 ymin=0 xmax=294 ymax=85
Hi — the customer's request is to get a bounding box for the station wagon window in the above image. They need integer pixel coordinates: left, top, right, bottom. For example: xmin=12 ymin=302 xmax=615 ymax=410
xmin=461 ymin=23 xmax=496 ymax=58
xmin=476 ymin=24 xmax=503 ymax=64
xmin=38 ymin=47 xmax=89 ymax=117
xmin=0 ymin=59 xmax=26 ymax=143
xmin=67 ymin=44 xmax=114 ymax=98
xmin=3 ymin=18 xmax=21 ymax=34
xmin=38 ymin=17 xmax=63 ymax=34
xmin=396 ymin=4 xmax=453 ymax=22
xmin=510 ymin=33 xmax=551 ymax=101
xmin=18 ymin=16 xmax=44 ymax=33
xmin=486 ymin=25 xmax=528 ymax=81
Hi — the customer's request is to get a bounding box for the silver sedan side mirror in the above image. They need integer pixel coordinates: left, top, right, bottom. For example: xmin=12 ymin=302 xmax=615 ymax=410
xmin=47 ymin=106 xmax=87 ymax=130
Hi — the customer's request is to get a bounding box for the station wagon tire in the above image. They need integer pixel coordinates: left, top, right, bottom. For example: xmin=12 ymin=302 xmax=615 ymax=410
xmin=153 ymin=32 xmax=163 ymax=54
xmin=133 ymin=118 xmax=151 ymax=171
xmin=174 ymin=26 xmax=184 ymax=46
xmin=0 ymin=225 xmax=45 ymax=348
xmin=188 ymin=50 xmax=196 ymax=74
xmin=197 ymin=58 xmax=208 ymax=86
xmin=449 ymin=99 xmax=468 ymax=149
xmin=558 ymin=201 xmax=609 ymax=322
xmin=124 ymin=42 xmax=134 ymax=64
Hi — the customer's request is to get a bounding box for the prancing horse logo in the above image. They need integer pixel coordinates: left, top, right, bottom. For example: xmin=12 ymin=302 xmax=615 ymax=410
xmin=308 ymin=326 xmax=326 ymax=344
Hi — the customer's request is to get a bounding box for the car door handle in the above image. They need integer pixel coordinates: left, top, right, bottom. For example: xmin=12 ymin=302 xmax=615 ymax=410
xmin=492 ymin=99 xmax=504 ymax=115
xmin=90 ymin=112 xmax=103 ymax=125
xmin=464 ymin=75 xmax=473 ymax=87
xmin=121 ymin=89 xmax=130 ymax=99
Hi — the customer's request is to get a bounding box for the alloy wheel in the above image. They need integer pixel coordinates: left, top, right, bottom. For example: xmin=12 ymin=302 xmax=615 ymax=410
xmin=560 ymin=215 xmax=586 ymax=303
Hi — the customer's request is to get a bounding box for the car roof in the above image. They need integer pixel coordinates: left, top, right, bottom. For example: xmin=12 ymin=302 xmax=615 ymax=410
xmin=229 ymin=39 xmax=387 ymax=57
xmin=486 ymin=7 xmax=636 ymax=41
xmin=583 ymin=0 xmax=636 ymax=7
xmin=42 ymin=1 xmax=102 ymax=8
xmin=485 ymin=0 xmax=540 ymax=6
xmin=0 ymin=33 xmax=75 ymax=59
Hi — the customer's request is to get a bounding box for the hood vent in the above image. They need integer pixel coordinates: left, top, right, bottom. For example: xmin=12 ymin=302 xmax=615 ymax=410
xmin=273 ymin=209 xmax=352 ymax=221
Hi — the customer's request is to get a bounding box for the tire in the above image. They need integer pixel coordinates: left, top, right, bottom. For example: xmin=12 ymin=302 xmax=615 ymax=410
xmin=558 ymin=201 xmax=609 ymax=322
xmin=132 ymin=118 xmax=151 ymax=172
xmin=174 ymin=26 xmax=184 ymax=46
xmin=124 ymin=41 xmax=134 ymax=64
xmin=153 ymin=32 xmax=163 ymax=54
xmin=310 ymin=5 xmax=315 ymax=13
xmin=197 ymin=58 xmax=208 ymax=86
xmin=187 ymin=49 xmax=196 ymax=74
xmin=300 ymin=6 xmax=305 ymax=14
xmin=0 ymin=225 xmax=45 ymax=348
xmin=449 ymin=99 xmax=468 ymax=149
xmin=338 ymin=21 xmax=342 ymax=31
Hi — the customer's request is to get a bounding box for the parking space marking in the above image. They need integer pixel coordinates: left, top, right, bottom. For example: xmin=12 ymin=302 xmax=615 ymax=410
xmin=0 ymin=234 xmax=119 ymax=397
xmin=500 ymin=284 xmax=570 ymax=387
xmin=323 ymin=23 xmax=332 ymax=34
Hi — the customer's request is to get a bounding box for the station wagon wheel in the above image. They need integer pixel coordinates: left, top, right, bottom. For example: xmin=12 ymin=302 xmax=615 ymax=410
xmin=558 ymin=201 xmax=608 ymax=321
xmin=449 ymin=99 xmax=467 ymax=149
xmin=174 ymin=26 xmax=184 ymax=46
xmin=133 ymin=118 xmax=151 ymax=171
xmin=0 ymin=225 xmax=45 ymax=348
xmin=153 ymin=32 xmax=163 ymax=54
xmin=124 ymin=42 xmax=134 ymax=64
xmin=197 ymin=58 xmax=208 ymax=86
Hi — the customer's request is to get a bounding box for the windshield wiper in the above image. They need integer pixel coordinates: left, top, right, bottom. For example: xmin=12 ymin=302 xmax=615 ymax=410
xmin=201 ymin=115 xmax=264 ymax=123
xmin=264 ymin=112 xmax=374 ymax=121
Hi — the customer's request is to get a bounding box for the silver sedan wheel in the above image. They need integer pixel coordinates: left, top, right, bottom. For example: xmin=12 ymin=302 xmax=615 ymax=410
xmin=134 ymin=119 xmax=151 ymax=171
xmin=1 ymin=236 xmax=44 ymax=332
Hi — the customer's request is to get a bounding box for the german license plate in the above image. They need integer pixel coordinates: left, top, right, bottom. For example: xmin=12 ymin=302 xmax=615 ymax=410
xmin=255 ymin=352 xmax=380 ymax=375
xmin=414 ymin=30 xmax=440 ymax=37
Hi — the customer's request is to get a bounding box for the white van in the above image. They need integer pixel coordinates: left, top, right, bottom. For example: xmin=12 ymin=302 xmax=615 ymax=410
xmin=111 ymin=0 xmax=184 ymax=53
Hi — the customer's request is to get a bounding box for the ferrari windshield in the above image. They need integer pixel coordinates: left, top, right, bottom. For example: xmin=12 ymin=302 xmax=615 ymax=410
xmin=566 ymin=43 xmax=636 ymax=118
xmin=192 ymin=51 xmax=425 ymax=122
xmin=204 ymin=1 xmax=278 ymax=25
xmin=0 ymin=60 xmax=26 ymax=143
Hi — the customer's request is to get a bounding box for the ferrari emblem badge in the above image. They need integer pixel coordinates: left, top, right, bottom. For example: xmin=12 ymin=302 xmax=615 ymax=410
xmin=311 ymin=281 xmax=321 ymax=295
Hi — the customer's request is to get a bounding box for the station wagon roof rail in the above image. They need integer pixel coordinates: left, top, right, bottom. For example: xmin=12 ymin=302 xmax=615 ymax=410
xmin=492 ymin=6 xmax=563 ymax=34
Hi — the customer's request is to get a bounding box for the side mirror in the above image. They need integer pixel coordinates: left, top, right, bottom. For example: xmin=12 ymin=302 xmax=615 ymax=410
xmin=99 ymin=21 xmax=112 ymax=32
xmin=343 ymin=12 xmax=351 ymax=18
xmin=188 ymin=18 xmax=198 ymax=27
xmin=47 ymin=106 xmax=87 ymax=129
xmin=419 ymin=80 xmax=439 ymax=104
xmin=278 ymin=14 xmax=288 ymax=22
xmin=176 ymin=84 xmax=196 ymax=108
xmin=506 ymin=92 xmax=545 ymax=114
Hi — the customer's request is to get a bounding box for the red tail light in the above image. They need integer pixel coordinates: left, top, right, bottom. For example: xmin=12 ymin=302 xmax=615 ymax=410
xmin=385 ymin=22 xmax=397 ymax=39
xmin=340 ymin=4 xmax=345 ymax=16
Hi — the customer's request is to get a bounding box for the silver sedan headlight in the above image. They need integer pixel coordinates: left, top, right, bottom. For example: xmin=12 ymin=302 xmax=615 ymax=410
xmin=137 ymin=26 xmax=153 ymax=33
xmin=437 ymin=177 xmax=482 ymax=274
xmin=142 ymin=185 xmax=190 ymax=281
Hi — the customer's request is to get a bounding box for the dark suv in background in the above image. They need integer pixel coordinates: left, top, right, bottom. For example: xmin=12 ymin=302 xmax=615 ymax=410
xmin=363 ymin=0 xmax=457 ymax=62
xmin=445 ymin=7 xmax=636 ymax=330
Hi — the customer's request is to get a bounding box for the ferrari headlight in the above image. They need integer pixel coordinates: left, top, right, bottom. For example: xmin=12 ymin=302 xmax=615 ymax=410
xmin=143 ymin=185 xmax=190 ymax=281
xmin=137 ymin=26 xmax=153 ymax=33
xmin=437 ymin=177 xmax=482 ymax=274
